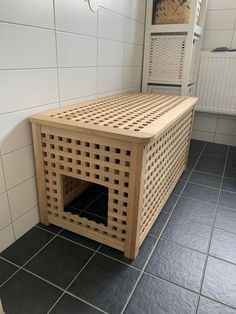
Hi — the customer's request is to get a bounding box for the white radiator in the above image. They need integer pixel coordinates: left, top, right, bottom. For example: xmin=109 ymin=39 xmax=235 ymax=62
xmin=196 ymin=51 xmax=236 ymax=115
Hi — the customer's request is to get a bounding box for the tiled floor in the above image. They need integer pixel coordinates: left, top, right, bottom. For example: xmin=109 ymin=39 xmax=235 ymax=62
xmin=1 ymin=140 xmax=236 ymax=314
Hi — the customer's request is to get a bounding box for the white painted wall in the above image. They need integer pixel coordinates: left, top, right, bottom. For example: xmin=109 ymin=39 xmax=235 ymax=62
xmin=193 ymin=0 xmax=236 ymax=145
xmin=0 ymin=0 xmax=146 ymax=252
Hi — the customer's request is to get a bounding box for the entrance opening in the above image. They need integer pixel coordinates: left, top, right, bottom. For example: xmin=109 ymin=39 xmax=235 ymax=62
xmin=62 ymin=175 xmax=108 ymax=226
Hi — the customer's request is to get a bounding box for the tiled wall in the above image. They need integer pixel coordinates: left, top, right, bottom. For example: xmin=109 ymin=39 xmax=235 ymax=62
xmin=193 ymin=0 xmax=236 ymax=145
xmin=0 ymin=0 xmax=146 ymax=252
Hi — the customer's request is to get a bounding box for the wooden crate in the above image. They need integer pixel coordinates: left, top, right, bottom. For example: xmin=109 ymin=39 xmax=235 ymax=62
xmin=30 ymin=93 xmax=197 ymax=259
xmin=153 ymin=0 xmax=202 ymax=25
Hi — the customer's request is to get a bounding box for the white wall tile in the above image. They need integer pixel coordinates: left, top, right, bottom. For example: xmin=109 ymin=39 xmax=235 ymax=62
xmin=98 ymin=8 xmax=125 ymax=41
xmin=98 ymin=67 xmax=123 ymax=93
xmin=232 ymin=31 xmax=236 ymax=48
xmin=207 ymin=0 xmax=236 ymax=10
xmin=57 ymin=32 xmax=97 ymax=67
xmin=216 ymin=117 xmax=236 ymax=135
xmin=58 ymin=67 xmax=97 ymax=101
xmin=2 ymin=145 xmax=35 ymax=189
xmin=191 ymin=130 xmax=215 ymax=142
xmin=0 ymin=225 xmax=15 ymax=252
xmin=60 ymin=94 xmax=97 ymax=108
xmin=99 ymin=0 xmax=126 ymax=15
xmin=13 ymin=206 xmax=39 ymax=239
xmin=98 ymin=89 xmax=124 ymax=98
xmin=123 ymin=85 xmax=141 ymax=92
xmin=202 ymin=30 xmax=234 ymax=49
xmin=123 ymin=66 xmax=142 ymax=88
xmin=0 ymin=158 xmax=6 ymax=194
xmin=193 ymin=113 xmax=218 ymax=132
xmin=205 ymin=10 xmax=236 ymax=30
xmin=124 ymin=43 xmax=143 ymax=66
xmin=0 ymin=69 xmax=58 ymax=114
xmin=0 ymin=103 xmax=59 ymax=155
xmin=0 ymin=0 xmax=54 ymax=29
xmin=0 ymin=23 xmax=56 ymax=69
xmin=126 ymin=0 xmax=146 ymax=23
xmin=0 ymin=192 xmax=11 ymax=230
xmin=125 ymin=18 xmax=144 ymax=44
xmin=98 ymin=39 xmax=124 ymax=66
xmin=215 ymin=134 xmax=236 ymax=146
xmin=8 ymin=177 xmax=38 ymax=221
xmin=55 ymin=0 xmax=97 ymax=36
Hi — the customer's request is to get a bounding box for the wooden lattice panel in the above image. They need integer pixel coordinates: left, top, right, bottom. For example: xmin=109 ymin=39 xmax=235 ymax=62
xmin=30 ymin=93 xmax=197 ymax=259
xmin=41 ymin=127 xmax=132 ymax=250
xmin=140 ymin=110 xmax=194 ymax=241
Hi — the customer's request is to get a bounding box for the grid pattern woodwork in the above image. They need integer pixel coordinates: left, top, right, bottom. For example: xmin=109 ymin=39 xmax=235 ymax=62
xmin=47 ymin=93 xmax=187 ymax=133
xmin=41 ymin=128 xmax=132 ymax=249
xmin=140 ymin=109 xmax=193 ymax=239
xmin=31 ymin=93 xmax=197 ymax=258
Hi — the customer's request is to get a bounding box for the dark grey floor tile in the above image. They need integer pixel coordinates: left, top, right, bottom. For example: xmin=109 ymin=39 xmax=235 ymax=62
xmin=215 ymin=206 xmax=236 ymax=234
xmin=0 ymin=259 xmax=18 ymax=286
xmin=149 ymin=212 xmax=169 ymax=236
xmin=226 ymin=157 xmax=236 ymax=169
xmin=190 ymin=139 xmax=205 ymax=152
xmin=85 ymin=193 xmax=108 ymax=218
xmin=99 ymin=235 xmax=156 ymax=270
xmin=219 ymin=190 xmax=236 ymax=210
xmin=162 ymin=194 xmax=178 ymax=213
xmin=210 ymin=228 xmax=236 ymax=265
xmin=222 ymin=178 xmax=236 ymax=193
xmin=36 ymin=223 xmax=62 ymax=234
xmin=195 ymin=160 xmax=224 ymax=176
xmin=202 ymin=257 xmax=236 ymax=308
xmin=224 ymin=167 xmax=236 ymax=180
xmin=182 ymin=183 xmax=219 ymax=205
xmin=69 ymin=185 xmax=105 ymax=211
xmin=198 ymin=297 xmax=236 ymax=314
xmin=180 ymin=169 xmax=192 ymax=182
xmin=59 ymin=230 xmax=100 ymax=250
xmin=0 ymin=227 xmax=53 ymax=266
xmin=25 ymin=237 xmax=93 ymax=289
xmin=146 ymin=239 xmax=206 ymax=292
xmin=189 ymin=171 xmax=222 ymax=189
xmin=174 ymin=197 xmax=215 ymax=226
xmin=199 ymin=154 xmax=226 ymax=166
xmin=125 ymin=273 xmax=198 ymax=314
xmin=162 ymin=215 xmax=212 ymax=253
xmin=172 ymin=181 xmax=185 ymax=195
xmin=0 ymin=270 xmax=61 ymax=314
xmin=50 ymin=293 xmax=101 ymax=314
xmin=203 ymin=143 xmax=228 ymax=157
xmin=69 ymin=254 xmax=140 ymax=314
xmin=187 ymin=151 xmax=201 ymax=169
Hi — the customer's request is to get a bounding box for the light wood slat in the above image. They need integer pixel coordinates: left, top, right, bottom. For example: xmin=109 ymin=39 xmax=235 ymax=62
xmin=30 ymin=93 xmax=196 ymax=259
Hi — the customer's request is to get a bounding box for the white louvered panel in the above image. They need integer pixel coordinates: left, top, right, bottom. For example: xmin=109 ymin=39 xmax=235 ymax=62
xmin=196 ymin=52 xmax=236 ymax=115
xmin=148 ymin=35 xmax=200 ymax=85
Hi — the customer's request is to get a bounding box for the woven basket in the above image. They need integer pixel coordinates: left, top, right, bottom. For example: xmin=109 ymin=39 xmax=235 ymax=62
xmin=153 ymin=0 xmax=191 ymax=24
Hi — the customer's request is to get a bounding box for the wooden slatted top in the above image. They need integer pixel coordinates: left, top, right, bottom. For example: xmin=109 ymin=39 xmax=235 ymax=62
xmin=30 ymin=92 xmax=197 ymax=143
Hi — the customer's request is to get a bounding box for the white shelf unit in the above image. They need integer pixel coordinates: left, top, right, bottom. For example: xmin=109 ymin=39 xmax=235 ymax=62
xmin=142 ymin=0 xmax=208 ymax=96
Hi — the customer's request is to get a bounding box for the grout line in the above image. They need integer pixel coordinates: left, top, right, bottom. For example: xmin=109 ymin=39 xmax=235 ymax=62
xmin=53 ymin=0 xmax=62 ymax=108
xmin=0 ymin=155 xmax=16 ymax=240
xmin=120 ymin=143 xmax=207 ymax=314
xmin=46 ymin=244 xmax=105 ymax=314
xmin=183 ymin=180 xmax=221 ymax=191
xmin=191 ymin=169 xmax=222 ymax=178
xmin=34 ymin=224 xmax=61 ymax=235
xmin=0 ymin=229 xmax=62 ymax=288
xmin=172 ymin=194 xmax=218 ymax=207
xmin=195 ymin=146 xmax=230 ymax=312
xmin=57 ymin=235 xmax=96 ymax=253
xmin=208 ymin=254 xmax=236 ymax=268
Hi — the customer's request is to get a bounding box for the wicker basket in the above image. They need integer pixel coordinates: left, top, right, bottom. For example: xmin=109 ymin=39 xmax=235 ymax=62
xmin=153 ymin=0 xmax=191 ymax=24
xmin=148 ymin=34 xmax=200 ymax=85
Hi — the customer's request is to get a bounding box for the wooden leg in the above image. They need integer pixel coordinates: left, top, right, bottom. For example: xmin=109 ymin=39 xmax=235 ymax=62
xmin=124 ymin=245 xmax=139 ymax=260
xmin=31 ymin=124 xmax=48 ymax=225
